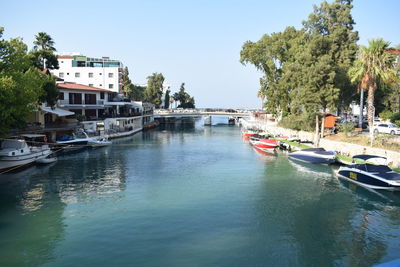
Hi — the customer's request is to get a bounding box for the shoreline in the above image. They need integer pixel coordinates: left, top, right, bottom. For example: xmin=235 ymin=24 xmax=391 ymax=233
xmin=240 ymin=118 xmax=400 ymax=168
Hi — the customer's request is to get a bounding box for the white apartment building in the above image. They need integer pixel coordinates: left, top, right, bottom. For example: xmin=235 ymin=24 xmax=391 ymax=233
xmin=51 ymin=54 xmax=124 ymax=93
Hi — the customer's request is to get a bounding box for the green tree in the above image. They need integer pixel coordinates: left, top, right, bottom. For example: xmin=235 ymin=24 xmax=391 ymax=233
xmin=349 ymin=38 xmax=398 ymax=129
xmin=31 ymin=32 xmax=58 ymax=70
xmin=144 ymin=73 xmax=164 ymax=108
xmin=240 ymin=0 xmax=359 ymax=130
xmin=164 ymin=89 xmax=170 ymax=109
xmin=173 ymin=83 xmax=195 ymax=108
xmin=0 ymin=27 xmax=45 ymax=134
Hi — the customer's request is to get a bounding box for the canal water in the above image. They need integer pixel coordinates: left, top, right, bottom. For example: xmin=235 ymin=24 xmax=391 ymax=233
xmin=1 ymin=119 xmax=400 ymax=266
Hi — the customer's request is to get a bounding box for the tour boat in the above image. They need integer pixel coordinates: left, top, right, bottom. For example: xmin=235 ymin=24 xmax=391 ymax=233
xmin=288 ymin=148 xmax=336 ymax=164
xmin=337 ymin=164 xmax=400 ymax=191
xmin=253 ymin=138 xmax=279 ymax=152
xmin=0 ymin=138 xmax=52 ymax=171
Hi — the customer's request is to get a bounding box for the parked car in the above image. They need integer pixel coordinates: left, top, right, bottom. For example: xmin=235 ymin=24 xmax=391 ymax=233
xmin=373 ymin=123 xmax=400 ymax=135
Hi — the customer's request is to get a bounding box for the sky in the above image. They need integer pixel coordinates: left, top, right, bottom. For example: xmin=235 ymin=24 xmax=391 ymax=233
xmin=2 ymin=0 xmax=400 ymax=108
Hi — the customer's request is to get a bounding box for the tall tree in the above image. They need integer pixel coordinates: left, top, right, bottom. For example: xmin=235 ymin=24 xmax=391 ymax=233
xmin=123 ymin=66 xmax=133 ymax=97
xmin=173 ymin=83 xmax=195 ymax=108
xmin=144 ymin=73 xmax=164 ymax=108
xmin=240 ymin=0 xmax=359 ymax=130
xmin=0 ymin=27 xmax=46 ymax=134
xmin=349 ymin=38 xmax=398 ymax=129
xmin=31 ymin=32 xmax=58 ymax=70
xmin=164 ymin=89 xmax=170 ymax=109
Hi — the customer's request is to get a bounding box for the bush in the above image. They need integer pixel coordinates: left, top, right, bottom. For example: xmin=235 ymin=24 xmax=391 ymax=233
xmin=379 ymin=110 xmax=394 ymax=121
xmin=75 ymin=114 xmax=86 ymax=121
xmin=338 ymin=122 xmax=355 ymax=136
xmin=390 ymin=112 xmax=400 ymax=124
xmin=394 ymin=120 xmax=400 ymax=127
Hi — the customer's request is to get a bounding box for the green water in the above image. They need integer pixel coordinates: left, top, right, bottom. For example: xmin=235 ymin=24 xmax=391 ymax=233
xmin=1 ymin=121 xmax=400 ymax=266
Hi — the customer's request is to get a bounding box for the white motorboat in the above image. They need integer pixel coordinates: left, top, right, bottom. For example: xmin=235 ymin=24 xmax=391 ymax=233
xmin=0 ymin=138 xmax=51 ymax=171
xmin=88 ymin=137 xmax=112 ymax=148
xmin=36 ymin=156 xmax=57 ymax=164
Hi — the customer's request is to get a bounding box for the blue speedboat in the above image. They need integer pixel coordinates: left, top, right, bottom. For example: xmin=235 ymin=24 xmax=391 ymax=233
xmin=337 ymin=164 xmax=400 ymax=191
xmin=288 ymin=148 xmax=336 ymax=164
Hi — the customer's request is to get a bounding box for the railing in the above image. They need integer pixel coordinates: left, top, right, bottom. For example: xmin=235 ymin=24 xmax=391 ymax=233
xmin=58 ymin=100 xmax=105 ymax=105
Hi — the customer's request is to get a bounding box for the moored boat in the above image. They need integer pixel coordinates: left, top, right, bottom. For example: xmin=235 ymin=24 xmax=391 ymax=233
xmin=88 ymin=137 xmax=112 ymax=148
xmin=241 ymin=129 xmax=257 ymax=139
xmin=288 ymin=148 xmax=336 ymax=164
xmin=337 ymin=164 xmax=400 ymax=191
xmin=253 ymin=138 xmax=279 ymax=152
xmin=0 ymin=138 xmax=52 ymax=171
xmin=337 ymin=154 xmax=388 ymax=166
xmin=36 ymin=156 xmax=57 ymax=164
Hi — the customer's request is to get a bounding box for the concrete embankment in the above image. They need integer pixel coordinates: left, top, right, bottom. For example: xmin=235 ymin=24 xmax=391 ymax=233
xmin=241 ymin=119 xmax=400 ymax=168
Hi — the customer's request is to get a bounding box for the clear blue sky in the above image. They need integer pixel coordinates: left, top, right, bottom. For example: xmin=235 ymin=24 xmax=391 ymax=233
xmin=2 ymin=0 xmax=399 ymax=108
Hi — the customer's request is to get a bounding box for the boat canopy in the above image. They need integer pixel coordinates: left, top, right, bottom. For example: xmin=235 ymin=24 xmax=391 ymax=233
xmin=353 ymin=154 xmax=386 ymax=160
xmin=301 ymin=148 xmax=325 ymax=152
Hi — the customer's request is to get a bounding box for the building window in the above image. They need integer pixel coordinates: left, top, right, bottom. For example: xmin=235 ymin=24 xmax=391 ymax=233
xmin=61 ymin=61 xmax=64 ymax=63
xmin=99 ymin=73 xmax=102 ymax=75
xmin=89 ymin=72 xmax=93 ymax=78
xmin=109 ymin=84 xmax=114 ymax=89
xmin=67 ymin=73 xmax=69 ymax=75
xmin=99 ymin=84 xmax=102 ymax=87
xmin=89 ymin=84 xmax=94 ymax=87
xmin=100 ymin=92 xmax=104 ymax=99
xmin=59 ymin=72 xmax=64 ymax=78
xmin=108 ymin=73 xmax=113 ymax=78
xmin=75 ymin=72 xmax=80 ymax=78
xmin=59 ymin=92 xmax=64 ymax=100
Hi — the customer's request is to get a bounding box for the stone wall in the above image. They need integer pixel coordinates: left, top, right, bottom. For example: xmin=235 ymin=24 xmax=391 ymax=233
xmin=240 ymin=119 xmax=400 ymax=167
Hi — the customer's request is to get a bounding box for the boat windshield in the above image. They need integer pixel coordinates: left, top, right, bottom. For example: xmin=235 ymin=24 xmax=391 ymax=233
xmin=1 ymin=140 xmax=25 ymax=149
xmin=355 ymin=164 xmax=392 ymax=173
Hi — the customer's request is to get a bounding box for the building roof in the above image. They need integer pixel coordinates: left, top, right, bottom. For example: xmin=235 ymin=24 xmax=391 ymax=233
xmin=386 ymin=49 xmax=400 ymax=55
xmin=57 ymin=83 xmax=113 ymax=92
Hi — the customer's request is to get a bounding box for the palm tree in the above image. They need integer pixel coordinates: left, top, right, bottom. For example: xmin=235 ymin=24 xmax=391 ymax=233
xmin=33 ymin=32 xmax=56 ymax=51
xmin=349 ymin=38 xmax=398 ymax=130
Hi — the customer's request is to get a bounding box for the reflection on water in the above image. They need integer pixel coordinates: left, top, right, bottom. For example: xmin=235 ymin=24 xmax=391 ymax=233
xmin=0 ymin=122 xmax=400 ymax=266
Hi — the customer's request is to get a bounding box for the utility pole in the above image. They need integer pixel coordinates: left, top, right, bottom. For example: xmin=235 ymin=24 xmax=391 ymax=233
xmin=358 ymin=88 xmax=364 ymax=129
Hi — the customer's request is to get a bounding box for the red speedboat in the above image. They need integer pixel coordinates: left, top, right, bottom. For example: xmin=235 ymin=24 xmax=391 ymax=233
xmin=253 ymin=138 xmax=279 ymax=151
xmin=242 ymin=130 xmax=257 ymax=139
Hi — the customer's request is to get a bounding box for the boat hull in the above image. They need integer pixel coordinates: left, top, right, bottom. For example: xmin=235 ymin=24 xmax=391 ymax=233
xmin=288 ymin=153 xmax=336 ymax=164
xmin=337 ymin=168 xmax=400 ymax=191
xmin=253 ymin=139 xmax=278 ymax=151
xmin=0 ymin=149 xmax=52 ymax=171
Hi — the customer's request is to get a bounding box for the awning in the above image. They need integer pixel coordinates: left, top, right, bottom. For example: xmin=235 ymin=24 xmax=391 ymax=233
xmin=41 ymin=107 xmax=75 ymax=117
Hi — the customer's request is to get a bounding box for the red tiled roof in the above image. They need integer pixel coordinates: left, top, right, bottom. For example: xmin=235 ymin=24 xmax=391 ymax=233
xmin=386 ymin=49 xmax=400 ymax=55
xmin=57 ymin=83 xmax=113 ymax=92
